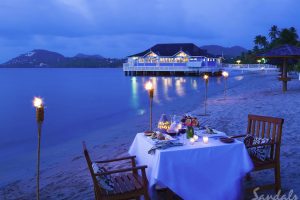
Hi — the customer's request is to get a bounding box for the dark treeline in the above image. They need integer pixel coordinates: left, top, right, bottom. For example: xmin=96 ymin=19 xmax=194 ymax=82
xmin=237 ymin=25 xmax=300 ymax=70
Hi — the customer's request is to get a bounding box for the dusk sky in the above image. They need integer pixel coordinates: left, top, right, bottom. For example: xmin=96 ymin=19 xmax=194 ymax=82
xmin=0 ymin=0 xmax=299 ymax=62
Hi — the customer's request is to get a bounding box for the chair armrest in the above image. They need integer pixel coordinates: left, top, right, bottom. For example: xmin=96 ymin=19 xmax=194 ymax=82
xmin=95 ymin=156 xmax=136 ymax=164
xmin=246 ymin=142 xmax=277 ymax=148
xmin=230 ymin=134 xmax=247 ymax=139
xmin=95 ymin=165 xmax=147 ymax=176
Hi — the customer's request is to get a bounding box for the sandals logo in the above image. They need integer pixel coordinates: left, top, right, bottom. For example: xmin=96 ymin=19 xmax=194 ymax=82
xmin=252 ymin=187 xmax=298 ymax=200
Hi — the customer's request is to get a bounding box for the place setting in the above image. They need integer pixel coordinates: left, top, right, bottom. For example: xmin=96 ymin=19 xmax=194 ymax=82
xmin=142 ymin=113 xmax=236 ymax=154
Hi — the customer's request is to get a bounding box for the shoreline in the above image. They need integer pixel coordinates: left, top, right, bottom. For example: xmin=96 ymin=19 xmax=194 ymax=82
xmin=1 ymin=71 xmax=300 ymax=199
xmin=0 ymin=66 xmax=123 ymax=68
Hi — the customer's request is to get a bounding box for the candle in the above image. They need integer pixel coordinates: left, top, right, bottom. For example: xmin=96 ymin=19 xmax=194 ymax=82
xmin=189 ymin=138 xmax=195 ymax=144
xmin=193 ymin=135 xmax=199 ymax=141
xmin=203 ymin=136 xmax=209 ymax=144
xmin=175 ymin=123 xmax=182 ymax=133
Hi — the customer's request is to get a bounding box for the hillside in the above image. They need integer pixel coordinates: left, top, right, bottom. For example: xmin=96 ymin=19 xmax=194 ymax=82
xmin=201 ymin=45 xmax=247 ymax=58
xmin=0 ymin=50 xmax=125 ymax=68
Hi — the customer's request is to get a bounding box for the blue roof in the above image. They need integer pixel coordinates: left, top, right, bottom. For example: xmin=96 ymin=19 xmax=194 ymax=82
xmin=257 ymin=44 xmax=300 ymax=58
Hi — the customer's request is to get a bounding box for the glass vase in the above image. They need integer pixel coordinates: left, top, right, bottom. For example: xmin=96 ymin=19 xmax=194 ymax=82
xmin=186 ymin=126 xmax=194 ymax=139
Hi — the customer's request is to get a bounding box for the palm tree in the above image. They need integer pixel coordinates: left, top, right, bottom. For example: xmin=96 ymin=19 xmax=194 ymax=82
xmin=254 ymin=35 xmax=268 ymax=49
xmin=269 ymin=25 xmax=280 ymax=41
xmin=253 ymin=45 xmax=259 ymax=52
xmin=289 ymin=27 xmax=299 ymax=40
xmin=279 ymin=27 xmax=299 ymax=45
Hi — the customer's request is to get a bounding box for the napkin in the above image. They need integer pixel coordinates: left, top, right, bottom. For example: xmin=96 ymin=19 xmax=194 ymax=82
xmin=148 ymin=141 xmax=183 ymax=155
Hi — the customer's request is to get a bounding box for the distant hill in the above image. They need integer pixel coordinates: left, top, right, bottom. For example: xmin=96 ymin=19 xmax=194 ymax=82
xmin=74 ymin=53 xmax=104 ymax=59
xmin=0 ymin=49 xmax=125 ymax=68
xmin=201 ymin=45 xmax=248 ymax=58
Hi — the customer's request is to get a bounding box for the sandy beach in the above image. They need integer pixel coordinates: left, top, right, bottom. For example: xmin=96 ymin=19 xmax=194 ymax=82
xmin=1 ymin=71 xmax=299 ymax=199
xmin=191 ymin=72 xmax=300 ymax=198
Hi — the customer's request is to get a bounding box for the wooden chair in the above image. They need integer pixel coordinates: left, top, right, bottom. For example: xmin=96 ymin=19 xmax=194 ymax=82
xmin=82 ymin=142 xmax=150 ymax=200
xmin=232 ymin=114 xmax=284 ymax=192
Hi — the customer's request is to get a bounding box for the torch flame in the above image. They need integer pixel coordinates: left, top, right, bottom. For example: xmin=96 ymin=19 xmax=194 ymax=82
xmin=145 ymin=81 xmax=153 ymax=91
xmin=33 ymin=97 xmax=43 ymax=108
xmin=222 ymin=71 xmax=229 ymax=78
xmin=203 ymin=74 xmax=209 ymax=80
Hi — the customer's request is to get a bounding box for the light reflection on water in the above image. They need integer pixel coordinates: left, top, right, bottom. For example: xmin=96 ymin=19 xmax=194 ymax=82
xmin=131 ymin=77 xmax=139 ymax=109
xmin=162 ymin=78 xmax=172 ymax=101
xmin=129 ymin=73 xmax=248 ymax=117
xmin=129 ymin=75 xmax=228 ymax=117
xmin=175 ymin=78 xmax=185 ymax=97
xmin=192 ymin=79 xmax=198 ymax=90
xmin=235 ymin=75 xmax=244 ymax=81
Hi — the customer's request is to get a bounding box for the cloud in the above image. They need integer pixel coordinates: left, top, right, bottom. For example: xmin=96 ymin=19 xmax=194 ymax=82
xmin=54 ymin=0 xmax=94 ymax=22
xmin=0 ymin=0 xmax=299 ymax=62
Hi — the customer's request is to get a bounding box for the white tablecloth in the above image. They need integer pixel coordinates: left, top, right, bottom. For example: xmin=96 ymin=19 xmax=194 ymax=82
xmin=128 ymin=132 xmax=253 ymax=200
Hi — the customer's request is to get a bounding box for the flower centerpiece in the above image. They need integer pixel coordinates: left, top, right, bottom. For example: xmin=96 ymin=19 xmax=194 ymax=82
xmin=181 ymin=115 xmax=199 ymax=139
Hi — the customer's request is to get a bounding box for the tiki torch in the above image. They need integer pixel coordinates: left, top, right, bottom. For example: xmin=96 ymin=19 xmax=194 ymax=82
xmin=33 ymin=97 xmax=44 ymax=200
xmin=222 ymin=71 xmax=229 ymax=98
xmin=203 ymin=74 xmax=209 ymax=115
xmin=145 ymin=81 xmax=154 ymax=134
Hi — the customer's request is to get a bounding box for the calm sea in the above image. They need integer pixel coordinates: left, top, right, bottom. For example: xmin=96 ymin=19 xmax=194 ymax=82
xmin=0 ymin=68 xmax=252 ymax=185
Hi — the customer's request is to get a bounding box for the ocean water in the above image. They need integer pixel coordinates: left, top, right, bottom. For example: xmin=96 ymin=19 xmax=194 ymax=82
xmin=0 ymin=68 xmax=253 ymax=185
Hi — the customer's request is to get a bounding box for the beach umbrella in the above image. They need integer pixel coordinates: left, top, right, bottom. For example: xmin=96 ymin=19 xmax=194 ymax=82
xmin=257 ymin=44 xmax=300 ymax=92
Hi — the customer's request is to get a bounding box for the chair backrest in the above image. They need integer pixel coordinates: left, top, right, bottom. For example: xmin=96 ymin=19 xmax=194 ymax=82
xmin=82 ymin=141 xmax=102 ymax=196
xmin=247 ymin=114 xmax=284 ymax=160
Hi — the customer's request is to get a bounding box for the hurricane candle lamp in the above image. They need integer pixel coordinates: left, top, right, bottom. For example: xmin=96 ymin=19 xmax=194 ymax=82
xmin=193 ymin=135 xmax=199 ymax=141
xmin=203 ymin=136 xmax=209 ymax=144
xmin=158 ymin=114 xmax=171 ymax=133
xmin=189 ymin=138 xmax=195 ymax=144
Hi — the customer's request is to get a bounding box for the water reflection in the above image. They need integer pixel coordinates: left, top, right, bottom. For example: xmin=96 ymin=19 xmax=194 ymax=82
xmin=234 ymin=75 xmax=244 ymax=81
xmin=191 ymin=79 xmax=198 ymax=90
xmin=175 ymin=77 xmax=185 ymax=96
xmin=217 ymin=77 xmax=222 ymax=84
xmin=131 ymin=77 xmax=139 ymax=109
xmin=137 ymin=109 xmax=145 ymax=115
xmin=162 ymin=77 xmax=172 ymax=101
xmin=151 ymin=77 xmax=160 ymax=104
xmin=130 ymin=76 xmax=234 ymax=116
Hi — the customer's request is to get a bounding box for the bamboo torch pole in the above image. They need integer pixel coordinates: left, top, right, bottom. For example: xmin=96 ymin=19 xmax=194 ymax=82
xmin=33 ymin=97 xmax=44 ymax=200
xmin=203 ymin=74 xmax=209 ymax=115
xmin=145 ymin=81 xmax=154 ymax=133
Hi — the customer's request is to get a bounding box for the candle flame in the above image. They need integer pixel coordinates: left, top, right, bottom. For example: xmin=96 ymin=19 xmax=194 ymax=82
xmin=222 ymin=71 xmax=229 ymax=78
xmin=189 ymin=138 xmax=195 ymax=144
xmin=33 ymin=97 xmax=43 ymax=108
xmin=145 ymin=81 xmax=153 ymax=91
xmin=203 ymin=74 xmax=209 ymax=80
xmin=193 ymin=135 xmax=199 ymax=141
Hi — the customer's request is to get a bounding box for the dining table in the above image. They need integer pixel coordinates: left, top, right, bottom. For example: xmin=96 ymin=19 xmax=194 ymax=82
xmin=128 ymin=130 xmax=253 ymax=200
